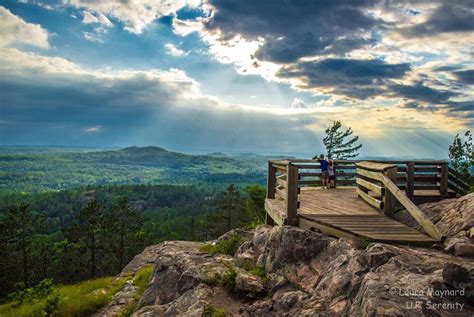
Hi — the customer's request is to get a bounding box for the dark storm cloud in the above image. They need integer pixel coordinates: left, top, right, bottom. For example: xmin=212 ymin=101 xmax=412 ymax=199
xmin=0 ymin=67 xmax=320 ymax=152
xmin=390 ymin=83 xmax=456 ymax=104
xmin=452 ymin=69 xmax=474 ymax=85
xmin=277 ymin=58 xmax=410 ymax=98
xmin=446 ymin=101 xmax=474 ymax=117
xmin=0 ymin=73 xmax=177 ymax=125
xmin=206 ymin=0 xmax=382 ymax=63
xmin=400 ymin=1 xmax=474 ymax=37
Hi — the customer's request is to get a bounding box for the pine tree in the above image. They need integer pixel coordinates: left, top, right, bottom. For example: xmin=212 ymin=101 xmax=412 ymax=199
xmin=78 ymin=200 xmax=103 ymax=278
xmin=448 ymin=130 xmax=472 ymax=179
xmin=322 ymin=121 xmax=362 ymax=159
xmin=245 ymin=184 xmax=266 ymax=223
xmin=218 ymin=184 xmax=243 ymax=232
xmin=0 ymin=204 xmax=42 ymax=287
xmin=107 ymin=197 xmax=142 ymax=271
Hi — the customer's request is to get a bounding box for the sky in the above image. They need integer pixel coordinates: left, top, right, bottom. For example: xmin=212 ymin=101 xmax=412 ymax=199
xmin=0 ymin=0 xmax=473 ymax=158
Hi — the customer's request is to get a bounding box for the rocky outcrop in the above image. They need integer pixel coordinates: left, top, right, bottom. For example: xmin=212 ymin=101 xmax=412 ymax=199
xmin=395 ymin=193 xmax=474 ymax=257
xmin=123 ymin=194 xmax=474 ymax=316
xmin=94 ymin=245 xmax=162 ymax=317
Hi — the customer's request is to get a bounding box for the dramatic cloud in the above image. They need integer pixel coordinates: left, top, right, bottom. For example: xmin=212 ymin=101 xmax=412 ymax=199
xmin=390 ymin=83 xmax=456 ymax=104
xmin=0 ymin=6 xmax=49 ymax=48
xmin=204 ymin=0 xmax=382 ymax=64
xmin=0 ymin=43 xmax=318 ymax=152
xmin=399 ymin=2 xmax=474 ymax=38
xmin=1 ymin=1 xmax=472 ymax=157
xmin=453 ymin=69 xmax=474 ymax=85
xmin=278 ymin=59 xmax=410 ymax=99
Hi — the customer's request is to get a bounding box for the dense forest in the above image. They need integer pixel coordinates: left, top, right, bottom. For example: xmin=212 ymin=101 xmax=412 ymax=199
xmin=0 ymin=146 xmax=275 ymax=299
xmin=0 ymin=146 xmax=270 ymax=193
xmin=0 ymin=183 xmax=266 ymax=297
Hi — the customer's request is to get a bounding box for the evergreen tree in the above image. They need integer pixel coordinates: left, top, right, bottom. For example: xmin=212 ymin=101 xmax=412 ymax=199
xmin=321 ymin=121 xmax=362 ymax=159
xmin=107 ymin=197 xmax=142 ymax=271
xmin=448 ymin=130 xmax=473 ymax=179
xmin=78 ymin=200 xmax=103 ymax=278
xmin=245 ymin=184 xmax=266 ymax=223
xmin=218 ymin=184 xmax=244 ymax=232
xmin=0 ymin=204 xmax=42 ymax=287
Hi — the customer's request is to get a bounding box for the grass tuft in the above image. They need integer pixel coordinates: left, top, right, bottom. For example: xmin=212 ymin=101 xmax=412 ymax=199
xmin=0 ymin=276 xmax=126 ymax=317
xmin=120 ymin=265 xmax=154 ymax=317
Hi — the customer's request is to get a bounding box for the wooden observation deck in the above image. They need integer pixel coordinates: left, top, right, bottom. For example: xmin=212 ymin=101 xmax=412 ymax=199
xmin=265 ymin=159 xmax=470 ymax=244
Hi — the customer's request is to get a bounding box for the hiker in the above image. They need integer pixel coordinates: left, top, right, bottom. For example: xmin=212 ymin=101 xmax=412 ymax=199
xmin=316 ymin=154 xmax=329 ymax=189
xmin=328 ymin=158 xmax=335 ymax=188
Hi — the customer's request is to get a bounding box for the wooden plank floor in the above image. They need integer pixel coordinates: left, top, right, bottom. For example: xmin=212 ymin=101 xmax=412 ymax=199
xmin=266 ymin=187 xmax=435 ymax=243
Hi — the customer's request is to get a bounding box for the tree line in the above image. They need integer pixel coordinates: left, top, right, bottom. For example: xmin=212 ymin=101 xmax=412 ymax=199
xmin=0 ymin=183 xmax=266 ymax=297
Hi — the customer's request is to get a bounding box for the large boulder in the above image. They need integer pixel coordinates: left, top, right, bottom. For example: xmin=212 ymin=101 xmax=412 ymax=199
xmin=256 ymin=225 xmax=331 ymax=272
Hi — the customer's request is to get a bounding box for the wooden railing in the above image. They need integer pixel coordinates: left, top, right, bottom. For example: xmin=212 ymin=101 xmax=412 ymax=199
xmin=267 ymin=160 xmax=299 ymax=225
xmin=355 ymin=161 xmax=443 ymax=241
xmin=448 ymin=167 xmax=470 ymax=195
xmin=270 ymin=159 xmax=450 ymax=195
xmin=267 ymin=158 xmax=455 ymax=229
xmin=355 ymin=162 xmax=397 ymax=217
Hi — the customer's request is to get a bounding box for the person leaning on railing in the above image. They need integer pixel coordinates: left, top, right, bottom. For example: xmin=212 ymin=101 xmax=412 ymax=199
xmin=313 ymin=154 xmax=329 ymax=189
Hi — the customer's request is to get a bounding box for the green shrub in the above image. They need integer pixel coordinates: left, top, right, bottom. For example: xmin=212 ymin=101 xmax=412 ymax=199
xmin=203 ymin=305 xmax=226 ymax=317
xmin=200 ymin=235 xmax=243 ymax=257
xmin=248 ymin=265 xmax=270 ymax=284
xmin=249 ymin=265 xmax=266 ymax=278
xmin=216 ymin=235 xmax=243 ymax=256
xmin=9 ymin=278 xmax=55 ymax=305
xmin=199 ymin=243 xmax=217 ymax=255
xmin=220 ymin=267 xmax=237 ymax=293
xmin=43 ymin=293 xmax=60 ymax=317
xmin=203 ymin=273 xmax=221 ymax=287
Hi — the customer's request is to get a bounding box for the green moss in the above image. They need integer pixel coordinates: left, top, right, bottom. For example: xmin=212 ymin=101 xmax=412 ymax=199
xmin=203 ymin=273 xmax=221 ymax=287
xmin=246 ymin=264 xmax=270 ymax=285
xmin=358 ymin=238 xmax=370 ymax=250
xmin=0 ymin=276 xmax=127 ymax=317
xmin=203 ymin=305 xmax=226 ymax=317
xmin=200 ymin=235 xmax=243 ymax=257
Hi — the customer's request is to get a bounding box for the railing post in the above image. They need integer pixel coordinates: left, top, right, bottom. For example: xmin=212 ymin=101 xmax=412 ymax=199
xmin=333 ymin=161 xmax=337 ymax=188
xmin=267 ymin=162 xmax=276 ymax=199
xmin=286 ymin=163 xmax=299 ymax=226
xmin=383 ymin=166 xmax=397 ymax=217
xmin=439 ymin=162 xmax=448 ymax=197
xmin=406 ymin=162 xmax=415 ymax=199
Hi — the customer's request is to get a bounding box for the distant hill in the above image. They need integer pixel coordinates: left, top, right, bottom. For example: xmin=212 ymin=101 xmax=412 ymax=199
xmin=0 ymin=146 xmax=267 ymax=193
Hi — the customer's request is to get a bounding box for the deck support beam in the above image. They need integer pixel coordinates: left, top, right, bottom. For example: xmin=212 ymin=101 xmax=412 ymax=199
xmin=406 ymin=162 xmax=415 ymax=199
xmin=439 ymin=162 xmax=448 ymax=197
xmin=382 ymin=166 xmax=397 ymax=217
xmin=267 ymin=162 xmax=276 ymax=199
xmin=286 ymin=163 xmax=299 ymax=226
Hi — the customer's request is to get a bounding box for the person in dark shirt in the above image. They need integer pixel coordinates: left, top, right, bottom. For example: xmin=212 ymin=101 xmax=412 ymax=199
xmin=316 ymin=154 xmax=329 ymax=189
